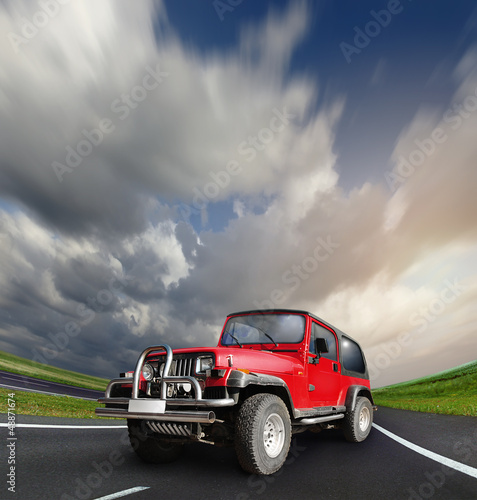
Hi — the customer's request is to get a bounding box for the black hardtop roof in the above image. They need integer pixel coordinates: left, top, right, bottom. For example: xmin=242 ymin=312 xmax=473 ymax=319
xmin=226 ymin=309 xmax=361 ymax=346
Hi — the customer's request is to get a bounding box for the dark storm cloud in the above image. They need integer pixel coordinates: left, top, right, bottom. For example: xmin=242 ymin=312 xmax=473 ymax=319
xmin=0 ymin=1 xmax=476 ymax=386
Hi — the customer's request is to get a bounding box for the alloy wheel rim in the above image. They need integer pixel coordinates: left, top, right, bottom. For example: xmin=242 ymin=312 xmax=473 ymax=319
xmin=359 ymin=406 xmax=370 ymax=432
xmin=263 ymin=413 xmax=285 ymax=458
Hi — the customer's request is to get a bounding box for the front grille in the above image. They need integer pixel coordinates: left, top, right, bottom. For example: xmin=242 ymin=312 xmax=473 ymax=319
xmin=148 ymin=353 xmax=213 ymax=378
xmin=170 ymin=357 xmax=194 ymax=377
xmin=145 ymin=353 xmax=214 ymax=399
xmin=147 ymin=354 xmax=195 ymax=377
xmin=154 ymin=355 xmax=195 ymax=377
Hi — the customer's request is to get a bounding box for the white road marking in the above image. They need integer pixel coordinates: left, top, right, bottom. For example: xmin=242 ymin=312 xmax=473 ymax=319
xmin=93 ymin=487 xmax=150 ymax=500
xmin=373 ymin=423 xmax=477 ymax=479
xmin=0 ymin=423 xmax=127 ymax=429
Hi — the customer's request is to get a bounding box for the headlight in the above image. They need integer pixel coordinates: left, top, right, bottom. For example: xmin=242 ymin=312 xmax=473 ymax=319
xmin=142 ymin=362 xmax=155 ymax=381
xmin=196 ymin=356 xmax=214 ymax=373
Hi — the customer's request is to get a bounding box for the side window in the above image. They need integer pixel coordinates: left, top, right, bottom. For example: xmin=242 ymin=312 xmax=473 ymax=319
xmin=341 ymin=336 xmax=365 ymax=373
xmin=310 ymin=322 xmax=338 ymax=361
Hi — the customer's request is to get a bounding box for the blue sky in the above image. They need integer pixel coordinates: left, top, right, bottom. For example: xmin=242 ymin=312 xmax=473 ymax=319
xmin=164 ymin=0 xmax=477 ymax=233
xmin=1 ymin=0 xmax=477 ymax=387
xmin=167 ymin=0 xmax=477 ymax=194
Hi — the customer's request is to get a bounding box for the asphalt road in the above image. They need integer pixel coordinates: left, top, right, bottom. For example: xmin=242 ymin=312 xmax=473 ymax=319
xmin=1 ymin=407 xmax=476 ymax=500
xmin=0 ymin=370 xmax=104 ymax=400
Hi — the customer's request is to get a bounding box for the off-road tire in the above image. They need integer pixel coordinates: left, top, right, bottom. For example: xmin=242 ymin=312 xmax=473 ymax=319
xmin=235 ymin=393 xmax=291 ymax=475
xmin=127 ymin=419 xmax=183 ymax=463
xmin=342 ymin=396 xmax=373 ymax=443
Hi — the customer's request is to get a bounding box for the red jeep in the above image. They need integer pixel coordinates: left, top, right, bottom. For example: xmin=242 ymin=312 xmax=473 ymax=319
xmin=96 ymin=309 xmax=375 ymax=475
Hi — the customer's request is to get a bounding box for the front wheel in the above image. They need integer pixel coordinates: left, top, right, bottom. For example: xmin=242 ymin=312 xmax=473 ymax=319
xmin=235 ymin=393 xmax=291 ymax=475
xmin=127 ymin=419 xmax=184 ymax=463
xmin=342 ymin=396 xmax=373 ymax=443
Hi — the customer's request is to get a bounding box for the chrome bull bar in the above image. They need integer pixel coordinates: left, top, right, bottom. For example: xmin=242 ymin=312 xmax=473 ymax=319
xmin=95 ymin=344 xmax=235 ymax=423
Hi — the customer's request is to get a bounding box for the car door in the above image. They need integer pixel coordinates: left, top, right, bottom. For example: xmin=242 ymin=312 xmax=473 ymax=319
xmin=307 ymin=321 xmax=341 ymax=406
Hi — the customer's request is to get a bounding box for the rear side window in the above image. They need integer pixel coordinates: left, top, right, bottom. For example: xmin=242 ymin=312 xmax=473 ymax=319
xmin=310 ymin=322 xmax=338 ymax=361
xmin=341 ymin=336 xmax=365 ymax=373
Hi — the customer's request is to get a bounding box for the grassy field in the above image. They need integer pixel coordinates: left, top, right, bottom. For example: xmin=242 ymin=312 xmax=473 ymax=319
xmin=0 ymin=350 xmax=114 ymax=418
xmin=0 ymin=350 xmax=109 ymax=391
xmin=0 ymin=388 xmax=100 ymax=419
xmin=373 ymin=360 xmax=477 ymax=416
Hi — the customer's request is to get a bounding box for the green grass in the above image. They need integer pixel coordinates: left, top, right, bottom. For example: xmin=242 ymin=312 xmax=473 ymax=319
xmin=0 ymin=388 xmax=100 ymax=419
xmin=0 ymin=349 xmax=109 ymax=391
xmin=373 ymin=360 xmax=477 ymax=416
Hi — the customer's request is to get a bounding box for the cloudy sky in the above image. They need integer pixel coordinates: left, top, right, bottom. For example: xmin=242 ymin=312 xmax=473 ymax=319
xmin=1 ymin=0 xmax=476 ymax=388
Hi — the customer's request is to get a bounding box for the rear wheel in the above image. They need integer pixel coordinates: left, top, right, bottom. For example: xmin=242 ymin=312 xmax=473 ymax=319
xmin=127 ymin=419 xmax=183 ymax=463
xmin=235 ymin=393 xmax=291 ymax=475
xmin=343 ymin=396 xmax=373 ymax=442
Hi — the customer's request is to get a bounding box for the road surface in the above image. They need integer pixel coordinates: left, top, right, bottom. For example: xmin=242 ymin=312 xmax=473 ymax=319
xmin=0 ymin=370 xmax=104 ymax=400
xmin=0 ymin=407 xmax=476 ymax=499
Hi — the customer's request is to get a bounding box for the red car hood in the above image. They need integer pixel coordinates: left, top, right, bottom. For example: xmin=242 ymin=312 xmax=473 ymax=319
xmin=164 ymin=345 xmax=301 ymax=375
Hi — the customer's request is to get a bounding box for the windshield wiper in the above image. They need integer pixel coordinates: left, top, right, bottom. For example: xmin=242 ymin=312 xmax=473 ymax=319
xmin=261 ymin=331 xmax=278 ymax=348
xmin=227 ymin=332 xmax=243 ymax=348
xmin=251 ymin=323 xmax=278 ymax=348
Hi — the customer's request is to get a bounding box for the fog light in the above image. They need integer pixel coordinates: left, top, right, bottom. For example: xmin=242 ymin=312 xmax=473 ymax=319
xmin=178 ymin=382 xmax=192 ymax=394
xmin=142 ymin=362 xmax=155 ymax=381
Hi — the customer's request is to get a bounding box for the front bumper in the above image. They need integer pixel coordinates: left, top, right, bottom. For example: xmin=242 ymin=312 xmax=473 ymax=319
xmin=95 ymin=344 xmax=235 ymax=423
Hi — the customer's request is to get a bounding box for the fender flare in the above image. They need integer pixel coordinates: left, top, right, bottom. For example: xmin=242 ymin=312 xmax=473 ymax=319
xmin=345 ymin=385 xmax=375 ymax=412
xmin=226 ymin=370 xmax=295 ymax=412
xmin=226 ymin=370 xmax=289 ymax=389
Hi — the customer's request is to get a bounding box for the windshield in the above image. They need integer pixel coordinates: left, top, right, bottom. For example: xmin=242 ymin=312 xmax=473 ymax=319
xmin=221 ymin=313 xmax=305 ymax=346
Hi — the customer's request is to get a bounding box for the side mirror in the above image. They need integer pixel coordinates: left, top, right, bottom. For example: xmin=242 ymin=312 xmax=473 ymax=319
xmin=315 ymin=338 xmax=329 ymax=354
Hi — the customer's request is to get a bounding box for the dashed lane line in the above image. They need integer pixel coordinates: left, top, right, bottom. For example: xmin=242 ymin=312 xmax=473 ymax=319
xmin=373 ymin=423 xmax=477 ymax=479
xmin=93 ymin=487 xmax=150 ymax=500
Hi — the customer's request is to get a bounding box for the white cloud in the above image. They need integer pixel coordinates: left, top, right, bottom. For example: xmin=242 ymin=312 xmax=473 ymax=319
xmin=0 ymin=1 xmax=476 ymax=385
xmin=0 ymin=0 xmax=326 ymax=235
xmin=124 ymin=221 xmax=192 ymax=288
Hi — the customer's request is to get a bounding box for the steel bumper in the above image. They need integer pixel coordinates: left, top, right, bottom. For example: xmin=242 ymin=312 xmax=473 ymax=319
xmin=95 ymin=344 xmax=235 ymax=424
xmin=95 ymin=395 xmax=235 ymax=423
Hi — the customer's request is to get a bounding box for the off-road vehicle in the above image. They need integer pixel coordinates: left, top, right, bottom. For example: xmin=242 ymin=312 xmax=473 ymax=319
xmin=96 ymin=309 xmax=375 ymax=474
